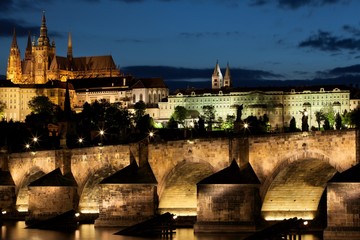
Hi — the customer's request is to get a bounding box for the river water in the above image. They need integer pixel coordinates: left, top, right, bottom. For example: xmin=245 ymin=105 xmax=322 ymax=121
xmin=1 ymin=222 xmax=322 ymax=240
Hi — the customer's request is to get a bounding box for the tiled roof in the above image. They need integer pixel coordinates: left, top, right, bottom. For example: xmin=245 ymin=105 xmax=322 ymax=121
xmin=131 ymin=78 xmax=167 ymax=89
xmin=329 ymin=164 xmax=360 ymax=183
xmin=0 ymin=169 xmax=15 ymax=185
xmin=69 ymin=76 xmax=133 ymax=90
xmin=28 ymin=168 xmax=78 ymax=187
xmin=100 ymin=160 xmax=157 ymax=184
xmin=51 ymin=55 xmax=117 ymax=71
xmin=197 ymin=160 xmax=260 ymax=184
xmin=173 ymin=85 xmax=350 ymax=95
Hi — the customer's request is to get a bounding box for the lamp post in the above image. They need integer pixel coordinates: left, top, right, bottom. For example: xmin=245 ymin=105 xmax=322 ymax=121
xmin=99 ymin=129 xmax=105 ymax=146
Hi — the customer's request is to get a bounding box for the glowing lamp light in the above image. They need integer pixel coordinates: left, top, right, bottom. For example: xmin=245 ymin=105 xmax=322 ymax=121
xmin=303 ymin=220 xmax=308 ymax=226
xmin=244 ymin=123 xmax=249 ymax=129
xmin=149 ymin=131 xmax=154 ymax=137
xmin=1 ymin=210 xmax=6 ymax=215
xmin=78 ymin=138 xmax=83 ymax=143
xmin=75 ymin=212 xmax=80 ymax=218
xmin=33 ymin=137 xmax=38 ymax=142
xmin=25 ymin=143 xmax=30 ymax=149
xmin=99 ymin=130 xmax=105 ymax=136
xmin=172 ymin=215 xmax=178 ymax=220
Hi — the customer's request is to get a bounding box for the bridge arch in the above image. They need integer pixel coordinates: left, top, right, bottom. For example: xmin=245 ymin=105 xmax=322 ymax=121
xmin=16 ymin=167 xmax=45 ymax=212
xmin=260 ymin=152 xmax=338 ymax=221
xmin=78 ymin=164 xmax=118 ymax=214
xmin=158 ymin=160 xmax=214 ymax=216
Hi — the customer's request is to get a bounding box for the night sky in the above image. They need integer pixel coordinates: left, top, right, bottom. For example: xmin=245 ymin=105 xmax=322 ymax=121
xmin=1 ymin=0 xmax=360 ymax=86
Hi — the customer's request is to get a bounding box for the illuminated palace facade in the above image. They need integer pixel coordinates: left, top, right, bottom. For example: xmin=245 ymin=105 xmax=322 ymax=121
xmin=157 ymin=62 xmax=354 ymax=130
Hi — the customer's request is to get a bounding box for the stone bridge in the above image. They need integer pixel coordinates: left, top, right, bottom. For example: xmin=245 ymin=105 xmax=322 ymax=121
xmin=0 ymin=130 xmax=358 ymax=236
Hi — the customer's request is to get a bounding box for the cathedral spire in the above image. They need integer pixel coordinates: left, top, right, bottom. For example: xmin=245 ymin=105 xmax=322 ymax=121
xmin=67 ymin=32 xmax=73 ymax=60
xmin=38 ymin=11 xmax=49 ymax=46
xmin=212 ymin=60 xmax=223 ymax=89
xmin=25 ymin=32 xmax=32 ymax=60
xmin=223 ymin=62 xmax=231 ymax=88
xmin=7 ymin=28 xmax=22 ymax=83
xmin=11 ymin=28 xmax=18 ymax=49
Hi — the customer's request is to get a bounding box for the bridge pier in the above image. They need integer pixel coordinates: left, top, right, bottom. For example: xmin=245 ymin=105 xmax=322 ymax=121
xmin=324 ymin=164 xmax=360 ymax=240
xmin=194 ymin=161 xmax=261 ymax=233
xmin=95 ymin=161 xmax=158 ymax=227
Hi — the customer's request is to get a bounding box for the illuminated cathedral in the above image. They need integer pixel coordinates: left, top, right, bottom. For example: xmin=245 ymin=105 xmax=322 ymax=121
xmin=6 ymin=12 xmax=121 ymax=84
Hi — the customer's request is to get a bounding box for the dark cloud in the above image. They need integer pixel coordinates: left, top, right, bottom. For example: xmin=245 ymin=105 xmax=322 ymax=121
xmin=250 ymin=0 xmax=345 ymax=9
xmin=298 ymin=30 xmax=360 ymax=51
xmin=115 ymin=38 xmax=147 ymax=43
xmin=111 ymin=0 xmax=145 ymax=2
xmin=122 ymin=65 xmax=283 ymax=80
xmin=122 ymin=66 xmax=284 ymax=91
xmin=342 ymin=24 xmax=360 ymax=37
xmin=0 ymin=17 xmax=63 ymax=40
xmin=327 ymin=64 xmax=360 ymax=75
xmin=0 ymin=18 xmax=38 ymax=37
xmin=180 ymin=31 xmax=241 ymax=39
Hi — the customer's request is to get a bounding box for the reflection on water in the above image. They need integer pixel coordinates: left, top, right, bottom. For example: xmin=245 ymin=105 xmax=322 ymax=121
xmin=0 ymin=221 xmax=322 ymax=240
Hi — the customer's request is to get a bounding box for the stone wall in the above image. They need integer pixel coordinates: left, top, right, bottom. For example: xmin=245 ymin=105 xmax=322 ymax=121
xmin=195 ymin=184 xmax=260 ymax=232
xmin=71 ymin=145 xmax=131 ymax=193
xmin=27 ymin=186 xmax=78 ymax=220
xmin=148 ymin=138 xmax=231 ymax=196
xmin=248 ymin=130 xmax=357 ymax=184
xmin=0 ymin=186 xmax=16 ymax=210
xmin=324 ymin=182 xmax=360 ymax=239
xmin=95 ymin=184 xmax=157 ymax=227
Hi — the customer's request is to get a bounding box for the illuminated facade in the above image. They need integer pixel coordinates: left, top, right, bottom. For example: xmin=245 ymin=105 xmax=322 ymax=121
xmin=7 ymin=13 xmax=120 ymax=85
xmin=157 ymin=62 xmax=352 ymax=130
xmin=0 ymin=80 xmax=75 ymax=122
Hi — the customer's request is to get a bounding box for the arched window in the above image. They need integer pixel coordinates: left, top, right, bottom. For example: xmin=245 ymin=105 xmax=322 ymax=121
xmin=149 ymin=94 xmax=153 ymax=103
xmin=133 ymin=94 xmax=136 ymax=103
xmin=154 ymin=93 xmax=157 ymax=103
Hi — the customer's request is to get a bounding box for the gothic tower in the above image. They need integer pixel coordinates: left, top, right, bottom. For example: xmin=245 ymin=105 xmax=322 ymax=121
xmin=212 ymin=60 xmax=223 ymax=89
xmin=223 ymin=62 xmax=232 ymax=88
xmin=32 ymin=12 xmax=56 ymax=84
xmin=6 ymin=29 xmax=22 ymax=83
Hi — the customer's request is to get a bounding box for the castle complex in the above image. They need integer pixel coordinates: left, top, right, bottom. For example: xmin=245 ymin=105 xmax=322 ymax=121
xmin=2 ymin=14 xmax=360 ymax=130
xmin=7 ymin=13 xmax=121 ymax=84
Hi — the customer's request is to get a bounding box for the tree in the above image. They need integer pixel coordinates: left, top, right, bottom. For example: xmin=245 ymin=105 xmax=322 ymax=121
xmin=289 ymin=117 xmax=297 ymax=132
xmin=323 ymin=118 xmax=331 ymax=130
xmin=350 ymin=107 xmax=360 ymax=128
xmin=173 ymin=106 xmax=187 ymax=128
xmin=134 ymin=101 xmax=146 ymax=123
xmin=314 ymin=111 xmax=325 ymax=130
xmin=335 ymin=112 xmax=342 ymax=130
xmin=28 ymin=96 xmax=55 ymax=115
xmin=167 ymin=116 xmax=178 ymax=129
xmin=322 ymin=106 xmax=336 ymax=127
xmin=222 ymin=114 xmax=235 ymax=130
xmin=202 ymin=105 xmax=216 ymax=131
xmin=342 ymin=110 xmax=351 ymax=128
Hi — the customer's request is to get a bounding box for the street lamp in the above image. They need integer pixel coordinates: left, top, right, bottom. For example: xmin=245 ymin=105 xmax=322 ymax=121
xmin=98 ymin=129 xmax=105 ymax=146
